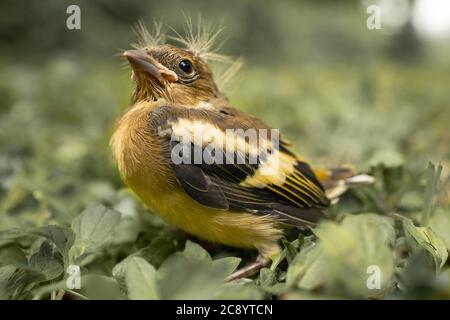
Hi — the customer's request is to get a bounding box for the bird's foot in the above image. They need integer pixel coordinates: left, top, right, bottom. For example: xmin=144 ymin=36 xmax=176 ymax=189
xmin=225 ymin=258 xmax=270 ymax=282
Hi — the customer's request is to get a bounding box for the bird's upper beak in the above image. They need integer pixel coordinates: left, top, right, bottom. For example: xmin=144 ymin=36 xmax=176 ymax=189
xmin=123 ymin=49 xmax=178 ymax=83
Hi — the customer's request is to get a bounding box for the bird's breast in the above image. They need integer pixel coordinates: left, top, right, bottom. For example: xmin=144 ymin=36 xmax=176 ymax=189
xmin=110 ymin=103 xmax=176 ymax=195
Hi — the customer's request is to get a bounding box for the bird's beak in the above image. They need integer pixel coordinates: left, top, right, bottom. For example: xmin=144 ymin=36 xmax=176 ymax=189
xmin=123 ymin=49 xmax=178 ymax=83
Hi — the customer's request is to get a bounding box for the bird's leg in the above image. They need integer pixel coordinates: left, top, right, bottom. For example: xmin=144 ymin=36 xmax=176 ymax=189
xmin=226 ymin=258 xmax=270 ymax=282
xmin=226 ymin=244 xmax=280 ymax=282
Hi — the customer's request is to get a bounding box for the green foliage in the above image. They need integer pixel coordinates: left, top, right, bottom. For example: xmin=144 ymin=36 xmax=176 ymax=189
xmin=113 ymin=241 xmax=243 ymax=300
xmin=123 ymin=257 xmax=160 ymax=300
xmin=3 ymin=162 xmax=447 ymax=300
xmin=69 ymin=203 xmax=121 ymax=263
xmin=402 ymin=218 xmax=448 ymax=270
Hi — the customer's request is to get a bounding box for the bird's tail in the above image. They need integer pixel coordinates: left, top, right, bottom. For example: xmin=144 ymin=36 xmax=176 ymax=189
xmin=313 ymin=165 xmax=375 ymax=200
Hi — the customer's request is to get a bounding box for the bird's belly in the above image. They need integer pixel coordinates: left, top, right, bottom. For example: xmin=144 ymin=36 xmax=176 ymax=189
xmin=127 ymin=175 xmax=282 ymax=256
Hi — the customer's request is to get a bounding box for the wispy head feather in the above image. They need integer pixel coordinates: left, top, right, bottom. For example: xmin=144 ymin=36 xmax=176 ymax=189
xmin=213 ymin=58 xmax=243 ymax=91
xmin=168 ymin=15 xmax=243 ymax=90
xmin=169 ymin=14 xmax=230 ymax=63
xmin=132 ymin=20 xmax=165 ymax=49
xmin=129 ymin=16 xmax=243 ymax=91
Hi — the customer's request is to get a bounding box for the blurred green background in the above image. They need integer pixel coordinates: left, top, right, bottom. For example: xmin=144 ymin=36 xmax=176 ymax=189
xmin=0 ymin=0 xmax=449 ymax=300
xmin=0 ymin=0 xmax=449 ymax=228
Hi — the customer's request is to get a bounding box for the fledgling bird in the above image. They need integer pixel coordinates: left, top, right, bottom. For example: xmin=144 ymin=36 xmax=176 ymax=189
xmin=111 ymin=23 xmax=373 ymax=280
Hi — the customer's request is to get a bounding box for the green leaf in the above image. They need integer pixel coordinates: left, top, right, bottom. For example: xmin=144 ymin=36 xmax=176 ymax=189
xmin=0 ymin=265 xmax=21 ymax=300
xmin=0 ymin=225 xmax=75 ymax=259
xmin=0 ymin=245 xmax=27 ymax=267
xmin=112 ymin=230 xmax=183 ymax=291
xmin=399 ymin=191 xmax=423 ymax=211
xmin=112 ymin=256 xmax=133 ymax=294
xmin=258 ymin=267 xmax=286 ymax=295
xmin=79 ymin=274 xmax=123 ymax=300
xmin=395 ymin=250 xmax=438 ymax=299
xmin=286 ymin=243 xmax=325 ymax=290
xmin=70 ymin=203 xmax=121 ymax=260
xmin=403 ymin=218 xmax=448 ymax=269
xmin=313 ymin=214 xmax=395 ymax=297
xmin=259 ymin=268 xmax=276 ymax=287
xmin=157 ymin=253 xmax=207 ymax=299
xmin=157 ymin=248 xmax=231 ymax=299
xmin=429 ymin=208 xmax=450 ymax=250
xmin=270 ymin=251 xmax=285 ymax=271
xmin=132 ymin=229 xmax=183 ymax=268
xmin=282 ymin=238 xmax=298 ymax=264
xmin=31 ymin=279 xmax=68 ymax=300
xmin=212 ymin=257 xmax=241 ymax=278
xmin=0 ymin=265 xmax=44 ymax=300
xmin=368 ymin=149 xmax=404 ymax=168
xmin=114 ymin=240 xmax=240 ymax=300
xmin=29 ymin=240 xmax=64 ymax=281
xmin=125 ymin=257 xmax=160 ymax=300
xmin=270 ymin=238 xmax=302 ymax=271
xmin=422 ymin=162 xmax=443 ymax=226
xmin=33 ymin=225 xmax=75 ymax=260
xmin=182 ymin=240 xmax=212 ymax=265
xmin=215 ymin=282 xmax=265 ymax=300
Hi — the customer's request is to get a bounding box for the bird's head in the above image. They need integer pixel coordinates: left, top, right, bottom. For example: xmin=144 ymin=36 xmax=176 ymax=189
xmin=124 ymin=44 xmax=219 ymax=105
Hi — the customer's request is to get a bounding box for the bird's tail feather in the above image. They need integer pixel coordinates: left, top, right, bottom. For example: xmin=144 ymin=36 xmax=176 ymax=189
xmin=313 ymin=165 xmax=375 ymax=200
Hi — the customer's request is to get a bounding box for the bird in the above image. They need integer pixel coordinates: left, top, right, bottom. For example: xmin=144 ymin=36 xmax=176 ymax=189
xmin=110 ymin=22 xmax=373 ymax=280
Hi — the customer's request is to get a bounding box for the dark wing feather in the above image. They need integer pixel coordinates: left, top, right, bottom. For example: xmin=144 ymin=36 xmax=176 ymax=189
xmin=170 ymin=163 xmax=229 ymax=210
xmin=151 ymin=105 xmax=329 ymax=226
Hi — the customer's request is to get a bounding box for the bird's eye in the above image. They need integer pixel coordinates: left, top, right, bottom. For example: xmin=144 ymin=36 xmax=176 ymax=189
xmin=179 ymin=60 xmax=193 ymax=74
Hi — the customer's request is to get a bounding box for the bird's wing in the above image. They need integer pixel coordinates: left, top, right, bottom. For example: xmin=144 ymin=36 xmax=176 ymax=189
xmin=150 ymin=105 xmax=330 ymax=226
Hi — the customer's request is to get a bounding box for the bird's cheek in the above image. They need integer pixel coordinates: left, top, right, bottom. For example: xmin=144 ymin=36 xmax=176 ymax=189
xmin=131 ymin=71 xmax=136 ymax=81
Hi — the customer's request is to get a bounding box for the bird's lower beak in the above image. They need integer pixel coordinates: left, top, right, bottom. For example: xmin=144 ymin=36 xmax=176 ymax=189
xmin=123 ymin=49 xmax=178 ymax=83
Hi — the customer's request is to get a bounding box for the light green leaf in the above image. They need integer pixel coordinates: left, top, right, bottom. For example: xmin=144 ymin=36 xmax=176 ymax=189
xmin=212 ymin=257 xmax=241 ymax=277
xmin=429 ymin=208 xmax=450 ymax=251
xmin=0 ymin=245 xmax=27 ymax=267
xmin=114 ymin=240 xmax=239 ymax=300
xmin=157 ymin=253 xmax=211 ymax=299
xmin=314 ymin=214 xmax=395 ymax=297
xmin=258 ymin=267 xmax=286 ymax=295
xmin=214 ymin=282 xmax=265 ymax=300
xmin=342 ymin=213 xmax=396 ymax=246
xmin=282 ymin=238 xmax=298 ymax=264
xmin=368 ymin=149 xmax=404 ymax=168
xmin=270 ymin=238 xmax=302 ymax=271
xmin=259 ymin=268 xmax=276 ymax=288
xmin=79 ymin=274 xmax=123 ymax=300
xmin=125 ymin=257 xmax=160 ymax=300
xmin=111 ymin=257 xmax=129 ymax=292
xmin=403 ymin=218 xmax=448 ymax=269
xmin=286 ymin=243 xmax=325 ymax=290
xmin=70 ymin=203 xmax=121 ymax=260
xmin=157 ymin=250 xmax=229 ymax=300
xmin=182 ymin=240 xmax=212 ymax=265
